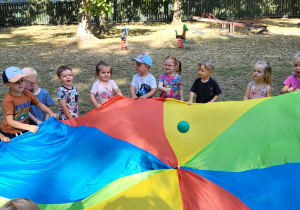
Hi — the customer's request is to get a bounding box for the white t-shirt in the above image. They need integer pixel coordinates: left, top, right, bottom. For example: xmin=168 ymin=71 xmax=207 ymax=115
xmin=131 ymin=73 xmax=157 ymax=97
xmin=90 ymin=80 xmax=119 ymax=104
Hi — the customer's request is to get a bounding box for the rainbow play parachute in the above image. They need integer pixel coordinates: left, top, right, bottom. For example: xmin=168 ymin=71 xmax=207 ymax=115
xmin=0 ymin=93 xmax=300 ymax=209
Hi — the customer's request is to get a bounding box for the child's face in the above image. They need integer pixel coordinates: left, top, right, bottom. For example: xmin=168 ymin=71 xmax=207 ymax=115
xmin=163 ymin=58 xmax=176 ymax=75
xmin=5 ymin=78 xmax=25 ymax=95
xmin=23 ymin=76 xmax=36 ymax=91
xmin=252 ymin=64 xmax=265 ymax=82
xmin=136 ymin=62 xmax=149 ymax=74
xmin=293 ymin=57 xmax=300 ymax=76
xmin=98 ymin=66 xmax=111 ymax=82
xmin=58 ymin=70 xmax=73 ymax=88
xmin=198 ymin=65 xmax=212 ymax=80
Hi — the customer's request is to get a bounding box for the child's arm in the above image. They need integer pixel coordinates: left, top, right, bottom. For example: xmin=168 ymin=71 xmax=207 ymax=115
xmin=58 ymin=99 xmax=74 ymax=119
xmin=45 ymin=106 xmax=52 ymax=120
xmin=35 ymin=103 xmax=58 ymax=119
xmin=158 ymin=82 xmax=171 ymax=93
xmin=90 ymin=93 xmax=101 ymax=109
xmin=266 ymin=86 xmax=272 ymax=97
xmin=130 ymin=85 xmax=138 ymax=99
xmin=179 ymin=84 xmax=183 ymax=101
xmin=0 ymin=133 xmax=10 ymax=143
xmin=114 ymin=88 xmax=123 ymax=96
xmin=5 ymin=115 xmax=39 ymax=133
xmin=208 ymin=95 xmax=219 ymax=103
xmin=243 ymin=83 xmax=251 ymax=100
xmin=29 ymin=112 xmax=42 ymax=124
xmin=281 ymin=85 xmax=293 ymax=94
xmin=140 ymin=88 xmax=157 ymax=99
xmin=187 ymin=92 xmax=195 ymax=105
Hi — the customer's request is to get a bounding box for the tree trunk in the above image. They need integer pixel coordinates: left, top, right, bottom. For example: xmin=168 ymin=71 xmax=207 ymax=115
xmin=73 ymin=0 xmax=97 ymax=42
xmin=171 ymin=0 xmax=182 ymax=26
xmin=96 ymin=14 xmax=107 ymax=35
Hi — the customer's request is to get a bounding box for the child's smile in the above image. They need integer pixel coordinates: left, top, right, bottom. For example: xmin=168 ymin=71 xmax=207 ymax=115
xmin=59 ymin=70 xmax=73 ymax=88
xmin=163 ymin=58 xmax=176 ymax=76
xmin=198 ymin=65 xmax=212 ymax=81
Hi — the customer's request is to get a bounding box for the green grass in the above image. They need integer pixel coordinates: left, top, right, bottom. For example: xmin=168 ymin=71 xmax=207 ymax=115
xmin=0 ymin=18 xmax=299 ymax=118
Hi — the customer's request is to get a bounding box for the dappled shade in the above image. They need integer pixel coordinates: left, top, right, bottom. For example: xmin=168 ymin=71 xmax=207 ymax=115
xmin=1 ymin=93 xmax=300 ymax=209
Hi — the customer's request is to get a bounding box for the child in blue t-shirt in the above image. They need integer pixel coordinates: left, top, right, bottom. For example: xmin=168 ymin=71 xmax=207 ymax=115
xmin=22 ymin=67 xmax=55 ymax=125
xmin=1 ymin=67 xmax=58 ymax=140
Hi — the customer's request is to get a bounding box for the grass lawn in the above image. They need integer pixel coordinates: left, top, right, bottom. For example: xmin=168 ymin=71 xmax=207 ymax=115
xmin=0 ymin=18 xmax=299 ymax=117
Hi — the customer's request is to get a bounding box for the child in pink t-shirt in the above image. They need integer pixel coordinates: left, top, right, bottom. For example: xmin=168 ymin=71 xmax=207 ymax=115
xmin=90 ymin=61 xmax=123 ymax=108
xmin=281 ymin=53 xmax=300 ymax=94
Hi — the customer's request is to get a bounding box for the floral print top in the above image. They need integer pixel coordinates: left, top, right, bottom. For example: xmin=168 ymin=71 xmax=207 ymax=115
xmin=159 ymin=73 xmax=182 ymax=100
xmin=249 ymin=81 xmax=269 ymax=99
xmin=57 ymin=85 xmax=79 ymax=120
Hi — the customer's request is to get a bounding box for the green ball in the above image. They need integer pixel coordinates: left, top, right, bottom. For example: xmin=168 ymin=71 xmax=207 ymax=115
xmin=177 ymin=121 xmax=190 ymax=133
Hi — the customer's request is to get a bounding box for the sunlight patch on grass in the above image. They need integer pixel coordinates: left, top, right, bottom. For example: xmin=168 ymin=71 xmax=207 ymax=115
xmin=0 ymin=18 xmax=299 ymax=116
xmin=115 ymin=78 xmax=129 ymax=86
xmin=268 ymin=26 xmax=300 ymax=36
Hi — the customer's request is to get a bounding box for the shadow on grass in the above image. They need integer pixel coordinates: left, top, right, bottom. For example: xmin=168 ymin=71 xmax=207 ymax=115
xmin=52 ymin=32 xmax=74 ymax=38
xmin=0 ymin=21 xmax=298 ymax=114
xmin=259 ymin=18 xmax=300 ymax=28
xmin=0 ymin=34 xmax=35 ymax=46
xmin=92 ymin=22 xmax=170 ymax=39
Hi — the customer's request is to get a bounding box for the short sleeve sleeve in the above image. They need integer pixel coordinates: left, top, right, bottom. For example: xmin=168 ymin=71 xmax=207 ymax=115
xmin=44 ymin=90 xmax=55 ymax=106
xmin=190 ymin=79 xmax=197 ymax=93
xmin=178 ymin=75 xmax=183 ymax=85
xmin=2 ymin=97 xmax=14 ymax=116
xmin=158 ymin=74 xmax=164 ymax=82
xmin=283 ymin=76 xmax=292 ymax=86
xmin=90 ymin=81 xmax=98 ymax=94
xmin=111 ymin=80 xmax=119 ymax=90
xmin=131 ymin=75 xmax=137 ymax=86
xmin=57 ymin=87 xmax=67 ymax=100
xmin=150 ymin=75 xmax=157 ymax=88
xmin=75 ymin=87 xmax=79 ymax=96
xmin=213 ymin=80 xmax=222 ymax=95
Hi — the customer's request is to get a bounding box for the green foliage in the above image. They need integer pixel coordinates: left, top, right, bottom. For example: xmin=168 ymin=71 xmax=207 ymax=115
xmin=82 ymin=0 xmax=111 ymax=17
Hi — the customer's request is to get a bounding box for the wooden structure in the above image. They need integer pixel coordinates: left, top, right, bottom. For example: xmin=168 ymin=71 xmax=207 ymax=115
xmin=193 ymin=13 xmax=268 ymax=34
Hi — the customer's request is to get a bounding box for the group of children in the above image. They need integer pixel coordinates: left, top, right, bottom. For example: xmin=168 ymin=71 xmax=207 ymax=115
xmin=1 ymin=52 xmax=300 ymax=143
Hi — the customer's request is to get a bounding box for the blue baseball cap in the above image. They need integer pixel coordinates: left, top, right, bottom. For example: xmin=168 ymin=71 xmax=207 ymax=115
xmin=2 ymin=67 xmax=26 ymax=83
xmin=131 ymin=53 xmax=152 ymax=67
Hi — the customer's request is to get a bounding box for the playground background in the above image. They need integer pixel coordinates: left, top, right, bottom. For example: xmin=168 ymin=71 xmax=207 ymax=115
xmin=0 ymin=18 xmax=299 ymax=117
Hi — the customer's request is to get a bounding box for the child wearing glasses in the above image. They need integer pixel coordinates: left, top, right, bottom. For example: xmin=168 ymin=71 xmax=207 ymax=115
xmin=158 ymin=55 xmax=183 ymax=100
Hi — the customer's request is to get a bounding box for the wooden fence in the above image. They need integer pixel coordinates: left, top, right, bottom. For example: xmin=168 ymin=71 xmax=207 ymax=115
xmin=0 ymin=0 xmax=299 ymax=26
